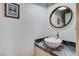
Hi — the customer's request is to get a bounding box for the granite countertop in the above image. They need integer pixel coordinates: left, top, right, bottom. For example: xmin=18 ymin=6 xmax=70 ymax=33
xmin=35 ymin=37 xmax=76 ymax=56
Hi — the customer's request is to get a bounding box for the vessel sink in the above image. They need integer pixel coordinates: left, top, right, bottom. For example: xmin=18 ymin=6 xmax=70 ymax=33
xmin=44 ymin=38 xmax=62 ymax=48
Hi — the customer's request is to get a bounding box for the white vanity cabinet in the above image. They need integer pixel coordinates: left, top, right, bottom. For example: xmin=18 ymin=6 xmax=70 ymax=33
xmin=34 ymin=46 xmax=52 ymax=56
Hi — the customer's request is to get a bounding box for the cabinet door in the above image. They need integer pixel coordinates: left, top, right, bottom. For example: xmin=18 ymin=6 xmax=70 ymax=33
xmin=47 ymin=53 xmax=52 ymax=56
xmin=35 ymin=46 xmax=47 ymax=56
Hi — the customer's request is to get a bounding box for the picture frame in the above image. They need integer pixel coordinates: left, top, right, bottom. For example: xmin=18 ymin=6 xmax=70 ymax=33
xmin=5 ymin=3 xmax=20 ymax=19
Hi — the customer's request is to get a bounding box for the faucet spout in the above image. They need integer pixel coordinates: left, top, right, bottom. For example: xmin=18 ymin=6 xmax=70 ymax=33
xmin=57 ymin=32 xmax=59 ymax=39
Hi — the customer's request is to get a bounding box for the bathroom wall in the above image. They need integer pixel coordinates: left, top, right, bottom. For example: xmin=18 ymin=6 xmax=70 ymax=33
xmin=48 ymin=3 xmax=76 ymax=42
xmin=15 ymin=3 xmax=48 ymax=56
xmin=0 ymin=3 xmax=20 ymax=55
xmin=0 ymin=3 xmax=48 ymax=55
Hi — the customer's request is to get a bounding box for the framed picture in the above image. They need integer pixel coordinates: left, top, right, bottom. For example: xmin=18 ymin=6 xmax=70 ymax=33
xmin=5 ymin=3 xmax=20 ymax=19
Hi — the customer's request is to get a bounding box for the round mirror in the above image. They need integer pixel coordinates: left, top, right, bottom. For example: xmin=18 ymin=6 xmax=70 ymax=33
xmin=49 ymin=6 xmax=73 ymax=28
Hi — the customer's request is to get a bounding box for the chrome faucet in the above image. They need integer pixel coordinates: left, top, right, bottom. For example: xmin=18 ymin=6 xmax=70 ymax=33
xmin=57 ymin=32 xmax=59 ymax=39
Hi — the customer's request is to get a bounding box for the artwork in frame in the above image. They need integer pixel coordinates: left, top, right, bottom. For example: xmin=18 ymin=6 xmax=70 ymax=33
xmin=5 ymin=3 xmax=20 ymax=19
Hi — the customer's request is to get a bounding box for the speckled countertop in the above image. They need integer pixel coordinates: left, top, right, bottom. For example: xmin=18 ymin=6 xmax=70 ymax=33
xmin=35 ymin=37 xmax=76 ymax=56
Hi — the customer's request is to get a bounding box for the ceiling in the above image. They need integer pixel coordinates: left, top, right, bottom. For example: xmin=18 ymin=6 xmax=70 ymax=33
xmin=34 ymin=3 xmax=56 ymax=8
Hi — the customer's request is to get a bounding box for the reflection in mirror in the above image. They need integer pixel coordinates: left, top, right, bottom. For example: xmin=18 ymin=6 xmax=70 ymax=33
xmin=50 ymin=6 xmax=73 ymax=28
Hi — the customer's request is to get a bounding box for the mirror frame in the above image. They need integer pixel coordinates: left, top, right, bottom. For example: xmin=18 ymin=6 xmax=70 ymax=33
xmin=49 ymin=6 xmax=73 ymax=28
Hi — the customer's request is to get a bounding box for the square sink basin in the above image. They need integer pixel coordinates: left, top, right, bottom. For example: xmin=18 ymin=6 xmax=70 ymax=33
xmin=44 ymin=38 xmax=62 ymax=48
